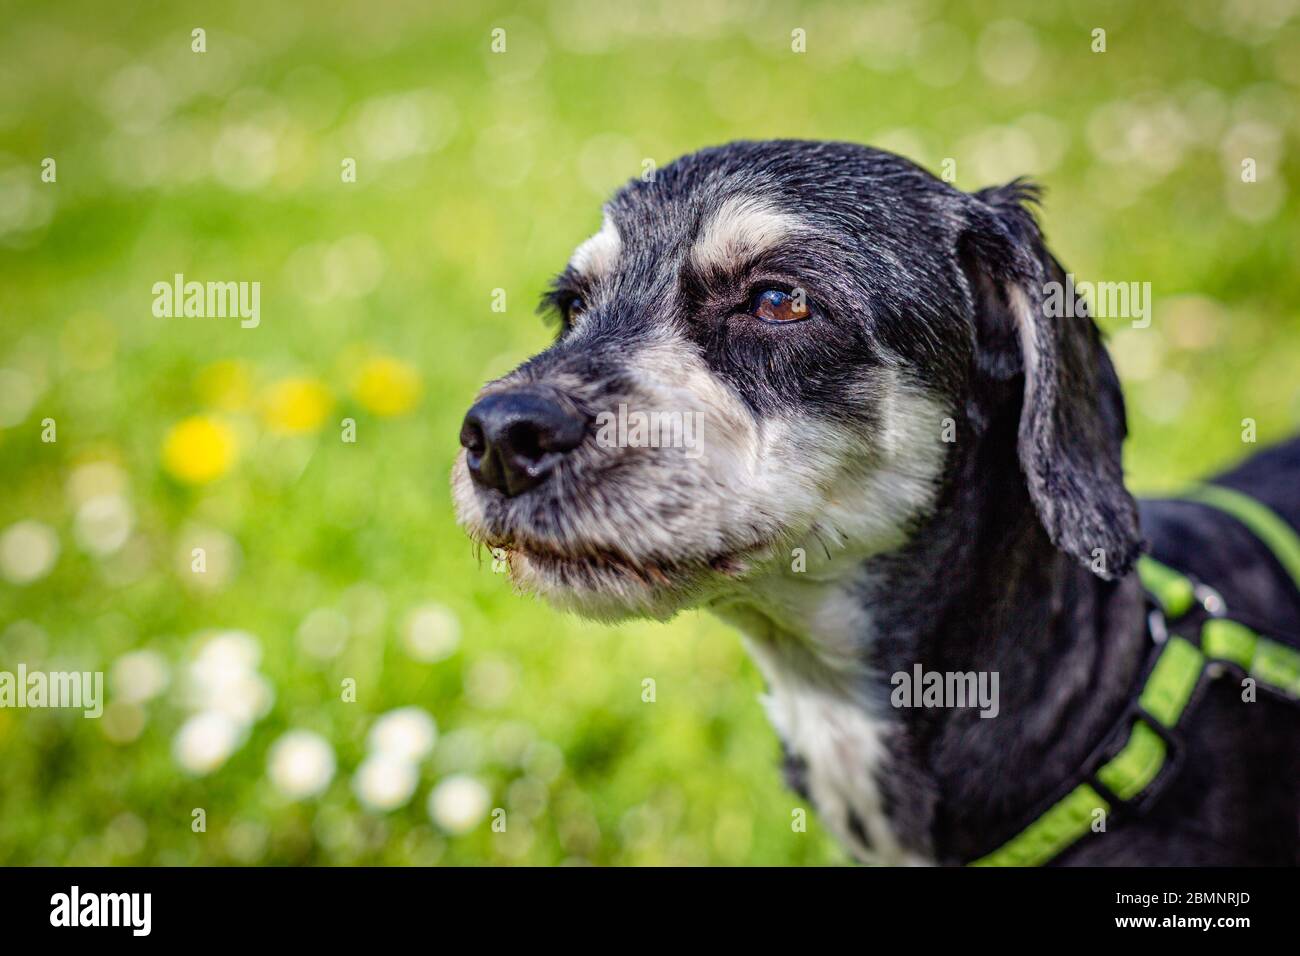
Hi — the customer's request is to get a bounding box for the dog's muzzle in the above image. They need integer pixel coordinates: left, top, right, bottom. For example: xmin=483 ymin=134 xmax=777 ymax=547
xmin=459 ymin=389 xmax=587 ymax=497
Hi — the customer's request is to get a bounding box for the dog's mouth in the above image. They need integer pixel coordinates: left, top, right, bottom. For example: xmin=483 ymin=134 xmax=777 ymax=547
xmin=463 ymin=519 xmax=761 ymax=620
xmin=450 ymin=439 xmax=778 ymax=618
xmin=482 ymin=531 xmax=751 ymax=585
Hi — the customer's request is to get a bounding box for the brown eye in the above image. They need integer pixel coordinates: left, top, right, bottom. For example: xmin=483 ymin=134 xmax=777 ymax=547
xmin=750 ymin=288 xmax=811 ymax=324
xmin=563 ymin=295 xmax=587 ymax=324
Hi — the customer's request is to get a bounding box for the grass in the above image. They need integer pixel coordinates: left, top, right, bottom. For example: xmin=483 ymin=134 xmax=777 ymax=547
xmin=0 ymin=0 xmax=1297 ymax=864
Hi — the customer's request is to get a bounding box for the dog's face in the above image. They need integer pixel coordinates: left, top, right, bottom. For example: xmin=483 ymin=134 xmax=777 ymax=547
xmin=452 ymin=140 xmax=1140 ymax=621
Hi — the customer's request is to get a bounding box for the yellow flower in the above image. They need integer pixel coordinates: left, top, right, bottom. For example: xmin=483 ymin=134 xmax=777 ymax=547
xmin=196 ymin=360 xmax=254 ymax=412
xmin=260 ymin=377 xmax=333 ymax=434
xmin=162 ymin=416 xmax=238 ymax=484
xmin=351 ymin=356 xmax=422 ymax=417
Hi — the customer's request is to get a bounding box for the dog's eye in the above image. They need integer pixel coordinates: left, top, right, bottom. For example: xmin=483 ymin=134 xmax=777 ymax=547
xmin=563 ymin=295 xmax=587 ymax=324
xmin=750 ymin=288 xmax=811 ymax=324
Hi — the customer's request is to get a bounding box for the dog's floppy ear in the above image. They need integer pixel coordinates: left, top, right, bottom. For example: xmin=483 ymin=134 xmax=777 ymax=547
xmin=959 ymin=180 xmax=1142 ymax=580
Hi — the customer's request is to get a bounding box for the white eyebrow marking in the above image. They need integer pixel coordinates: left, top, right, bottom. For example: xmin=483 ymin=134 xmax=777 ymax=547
xmin=568 ymin=212 xmax=622 ymax=278
xmin=690 ymin=196 xmax=801 ymax=272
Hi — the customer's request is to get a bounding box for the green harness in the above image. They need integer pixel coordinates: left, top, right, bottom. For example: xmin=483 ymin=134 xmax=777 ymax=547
xmin=969 ymin=483 xmax=1300 ymax=867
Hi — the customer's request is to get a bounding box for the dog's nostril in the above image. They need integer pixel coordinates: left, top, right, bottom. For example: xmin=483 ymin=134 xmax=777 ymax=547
xmin=461 ymin=390 xmax=586 ymax=497
xmin=504 ymin=420 xmax=544 ymax=463
xmin=459 ymin=419 xmax=486 ymax=456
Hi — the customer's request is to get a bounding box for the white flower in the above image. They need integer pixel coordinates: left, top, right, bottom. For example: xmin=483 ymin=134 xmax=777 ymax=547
xmin=172 ymin=628 xmax=274 ymax=754
xmin=402 ymin=603 xmax=460 ymax=662
xmin=0 ymin=520 xmax=60 ymax=585
xmin=428 ymin=775 xmax=491 ymax=834
xmin=367 ymin=706 xmax=437 ymax=762
xmin=352 ymin=753 xmax=419 ymax=812
xmin=111 ymin=649 xmax=170 ymax=704
xmin=66 ymin=460 xmax=127 ymax=506
xmin=184 ymin=630 xmax=273 ymax=724
xmin=73 ymin=494 xmax=133 ymax=556
xmin=195 ymin=629 xmax=262 ymax=673
xmin=173 ymin=711 xmax=243 ymax=775
xmin=267 ymin=730 xmax=336 ymax=800
xmin=186 ymin=665 xmax=273 ymax=725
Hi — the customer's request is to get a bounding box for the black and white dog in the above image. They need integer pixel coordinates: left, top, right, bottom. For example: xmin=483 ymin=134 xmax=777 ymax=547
xmin=452 ymin=140 xmax=1300 ymax=865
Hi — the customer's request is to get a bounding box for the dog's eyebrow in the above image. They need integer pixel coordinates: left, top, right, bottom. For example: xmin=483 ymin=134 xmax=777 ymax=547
xmin=537 ymin=267 xmax=586 ymax=322
xmin=568 ymin=211 xmax=622 ymax=279
xmin=690 ymin=196 xmax=804 ymax=273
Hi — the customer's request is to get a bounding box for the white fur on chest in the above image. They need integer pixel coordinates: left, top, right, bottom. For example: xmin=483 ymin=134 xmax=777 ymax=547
xmin=718 ymin=584 xmax=931 ymax=866
xmin=756 ymin=654 xmax=913 ymax=864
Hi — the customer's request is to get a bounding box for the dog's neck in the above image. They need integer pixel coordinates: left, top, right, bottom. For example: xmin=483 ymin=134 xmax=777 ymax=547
xmin=714 ymin=397 xmax=1148 ymax=864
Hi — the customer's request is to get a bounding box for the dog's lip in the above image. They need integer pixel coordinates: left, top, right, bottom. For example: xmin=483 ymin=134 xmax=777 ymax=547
xmin=480 ymin=532 xmax=750 ymax=580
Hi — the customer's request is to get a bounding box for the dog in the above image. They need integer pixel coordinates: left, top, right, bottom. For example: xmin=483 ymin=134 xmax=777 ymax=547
xmin=451 ymin=140 xmax=1300 ymax=865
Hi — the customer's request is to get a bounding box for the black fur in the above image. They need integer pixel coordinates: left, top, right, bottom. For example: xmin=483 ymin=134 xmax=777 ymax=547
xmin=455 ymin=139 xmax=1300 ymax=864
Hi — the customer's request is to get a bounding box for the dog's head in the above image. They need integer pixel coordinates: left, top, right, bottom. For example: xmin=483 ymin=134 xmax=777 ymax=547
xmin=452 ymin=140 xmax=1140 ymax=621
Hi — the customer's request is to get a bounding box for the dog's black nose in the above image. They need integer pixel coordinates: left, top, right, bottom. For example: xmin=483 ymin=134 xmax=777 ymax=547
xmin=460 ymin=390 xmax=586 ymax=497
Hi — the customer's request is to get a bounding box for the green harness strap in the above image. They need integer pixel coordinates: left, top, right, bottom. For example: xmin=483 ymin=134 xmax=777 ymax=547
xmin=969 ymin=484 xmax=1300 ymax=867
xmin=1181 ymin=484 xmax=1300 ymax=592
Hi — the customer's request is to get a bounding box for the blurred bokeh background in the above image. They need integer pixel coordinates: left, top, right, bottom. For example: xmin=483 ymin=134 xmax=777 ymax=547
xmin=0 ymin=0 xmax=1297 ymax=865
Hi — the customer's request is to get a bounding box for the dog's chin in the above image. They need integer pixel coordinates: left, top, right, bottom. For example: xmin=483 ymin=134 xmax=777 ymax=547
xmin=489 ymin=540 xmax=750 ymax=623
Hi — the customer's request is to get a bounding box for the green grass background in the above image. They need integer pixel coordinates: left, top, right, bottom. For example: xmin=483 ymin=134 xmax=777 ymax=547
xmin=0 ymin=0 xmax=1297 ymax=864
